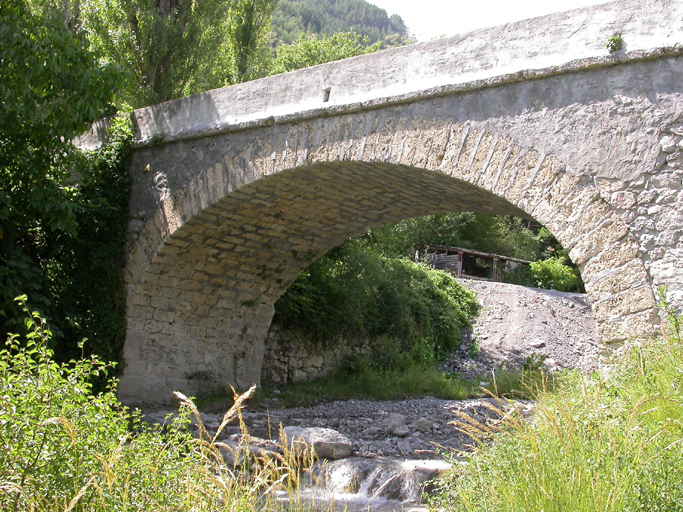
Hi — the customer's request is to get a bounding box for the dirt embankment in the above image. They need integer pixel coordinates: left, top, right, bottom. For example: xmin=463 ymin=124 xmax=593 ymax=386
xmin=440 ymin=279 xmax=599 ymax=378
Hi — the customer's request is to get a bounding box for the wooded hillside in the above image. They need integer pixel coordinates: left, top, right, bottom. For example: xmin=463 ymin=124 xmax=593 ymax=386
xmin=271 ymin=0 xmax=412 ymax=46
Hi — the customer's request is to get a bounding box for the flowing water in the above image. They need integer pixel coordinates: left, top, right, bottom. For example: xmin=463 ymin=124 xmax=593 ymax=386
xmin=275 ymin=457 xmax=452 ymax=511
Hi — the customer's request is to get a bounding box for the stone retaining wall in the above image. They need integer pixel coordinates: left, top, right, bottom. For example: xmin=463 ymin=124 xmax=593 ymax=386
xmin=261 ymin=324 xmax=372 ymax=385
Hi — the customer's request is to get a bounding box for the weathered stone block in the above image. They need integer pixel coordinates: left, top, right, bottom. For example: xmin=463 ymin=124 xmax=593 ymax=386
xmin=503 ymin=149 xmax=541 ymax=204
xmin=586 ymin=260 xmax=651 ymax=302
xmin=476 ymin=136 xmax=511 ymax=190
xmin=438 ymin=123 xmax=466 ymax=172
xmin=452 ymin=128 xmax=484 ymax=179
xmin=569 ymin=217 xmax=630 ymax=266
xmin=597 ymin=309 xmax=661 ymax=343
xmin=591 ymin=284 xmax=656 ymax=324
xmin=463 ymin=131 xmax=495 ymax=183
xmin=491 ymin=145 xmax=521 ymax=196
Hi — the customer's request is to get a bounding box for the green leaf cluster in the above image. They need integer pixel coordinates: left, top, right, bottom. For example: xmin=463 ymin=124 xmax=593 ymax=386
xmin=529 ymin=256 xmax=582 ymax=292
xmin=273 ymin=240 xmax=479 ymax=365
xmin=272 ymin=30 xmax=382 ymax=73
xmin=0 ymin=0 xmax=123 ymax=330
xmin=0 ymin=298 xmax=197 ymax=510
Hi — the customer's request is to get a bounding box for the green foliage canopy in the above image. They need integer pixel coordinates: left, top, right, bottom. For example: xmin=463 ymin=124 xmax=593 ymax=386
xmin=360 ymin=212 xmax=542 ymax=261
xmin=227 ymin=0 xmax=280 ymax=83
xmin=272 ymin=31 xmax=381 ymax=74
xmin=45 ymin=120 xmax=132 ymax=367
xmin=0 ymin=0 xmax=123 ymax=324
xmin=80 ymin=0 xmax=277 ymax=107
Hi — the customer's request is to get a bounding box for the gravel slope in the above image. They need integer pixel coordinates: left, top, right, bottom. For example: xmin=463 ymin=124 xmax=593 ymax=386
xmin=440 ymin=279 xmax=599 ymax=378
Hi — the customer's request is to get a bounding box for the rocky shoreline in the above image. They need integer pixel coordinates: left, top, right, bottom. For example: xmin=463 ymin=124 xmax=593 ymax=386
xmin=144 ymin=396 xmax=528 ymax=511
xmin=144 ymin=396 xmax=528 ymax=460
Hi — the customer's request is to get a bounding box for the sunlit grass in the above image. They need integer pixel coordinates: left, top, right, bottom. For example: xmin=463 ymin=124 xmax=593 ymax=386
xmin=253 ymin=354 xmax=551 ymax=409
xmin=429 ymin=296 xmax=683 ymax=512
xmin=259 ymin=364 xmax=476 ymax=408
xmin=0 ymin=297 xmax=330 ymax=512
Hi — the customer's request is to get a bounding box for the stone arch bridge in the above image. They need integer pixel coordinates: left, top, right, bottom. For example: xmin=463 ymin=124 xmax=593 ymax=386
xmin=112 ymin=0 xmax=683 ymax=404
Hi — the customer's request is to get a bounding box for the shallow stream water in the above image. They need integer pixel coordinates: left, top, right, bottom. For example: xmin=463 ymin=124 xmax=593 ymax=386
xmin=274 ymin=456 xmax=452 ymax=511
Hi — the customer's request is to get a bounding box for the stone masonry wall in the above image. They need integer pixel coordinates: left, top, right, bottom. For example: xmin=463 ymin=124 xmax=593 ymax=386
xmin=261 ymin=325 xmax=372 ymax=385
xmin=611 ymin=117 xmax=683 ymax=309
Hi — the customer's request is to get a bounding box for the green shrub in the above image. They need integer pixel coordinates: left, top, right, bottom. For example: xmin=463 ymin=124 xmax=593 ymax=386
xmin=45 ymin=116 xmax=132 ymax=370
xmin=606 ymin=33 xmax=624 ymax=54
xmin=0 ymin=297 xmax=315 ymax=511
xmin=1 ymin=114 xmax=132 ymax=382
xmin=273 ymin=242 xmax=479 ymax=365
xmin=528 ymin=256 xmax=582 ymax=292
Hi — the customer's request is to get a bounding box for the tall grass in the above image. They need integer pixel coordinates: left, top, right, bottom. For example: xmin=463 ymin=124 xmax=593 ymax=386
xmin=255 ymin=345 xmax=551 ymax=409
xmin=430 ymin=296 xmax=683 ymax=511
xmin=261 ymin=362 xmax=476 ymax=408
xmin=0 ymin=297 xmax=325 ymax=511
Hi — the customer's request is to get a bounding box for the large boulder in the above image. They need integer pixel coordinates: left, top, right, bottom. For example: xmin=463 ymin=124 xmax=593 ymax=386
xmin=283 ymin=426 xmax=353 ymax=459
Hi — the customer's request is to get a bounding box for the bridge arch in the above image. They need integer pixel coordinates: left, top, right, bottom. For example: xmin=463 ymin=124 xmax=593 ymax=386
xmin=119 ymin=111 xmax=656 ymax=403
xmin=110 ymin=0 xmax=683 ymax=404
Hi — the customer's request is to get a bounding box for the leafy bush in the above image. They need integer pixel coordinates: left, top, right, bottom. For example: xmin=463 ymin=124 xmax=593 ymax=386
xmin=0 ymin=115 xmax=133 ymax=381
xmin=528 ymin=256 xmax=582 ymax=292
xmin=273 ymin=241 xmax=479 ymax=365
xmin=46 ymin=117 xmax=132 ymax=370
xmin=272 ymin=31 xmax=381 ymax=74
xmin=0 ymin=297 xmax=314 ymax=511
xmin=429 ymin=294 xmax=683 ymax=512
xmin=0 ymin=0 xmax=123 ymax=330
